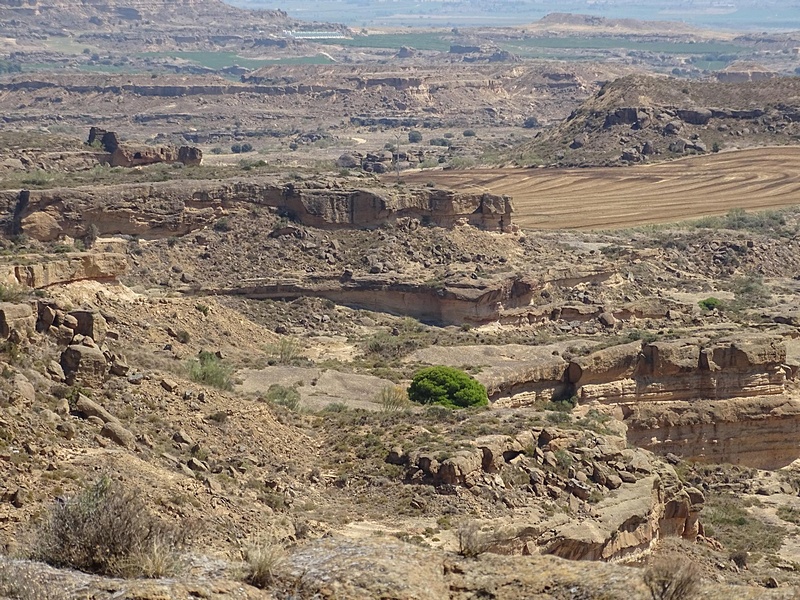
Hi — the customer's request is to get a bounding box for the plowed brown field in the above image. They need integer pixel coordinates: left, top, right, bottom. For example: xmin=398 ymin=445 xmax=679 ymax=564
xmin=400 ymin=147 xmax=800 ymax=229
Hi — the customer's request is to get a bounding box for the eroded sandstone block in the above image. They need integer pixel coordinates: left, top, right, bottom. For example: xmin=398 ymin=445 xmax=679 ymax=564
xmin=61 ymin=343 xmax=108 ymax=387
xmin=0 ymin=302 xmax=35 ymax=342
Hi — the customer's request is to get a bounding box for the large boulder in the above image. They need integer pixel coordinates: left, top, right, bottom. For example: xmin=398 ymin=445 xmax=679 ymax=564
xmin=0 ymin=302 xmax=35 ymax=342
xmin=567 ymin=341 xmax=641 ymax=385
xmin=676 ymin=108 xmax=713 ymax=125
xmin=336 ymin=153 xmax=361 ymax=169
xmin=75 ymin=394 xmax=117 ymax=423
xmin=20 ymin=212 xmax=62 ymax=242
xmin=68 ymin=310 xmax=108 ymax=344
xmin=61 ymin=344 xmax=108 ymax=387
xmin=100 ymin=421 xmax=136 ymax=449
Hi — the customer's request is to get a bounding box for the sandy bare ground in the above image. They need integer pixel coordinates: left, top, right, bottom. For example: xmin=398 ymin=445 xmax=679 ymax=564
xmin=400 ymin=147 xmax=800 ymax=230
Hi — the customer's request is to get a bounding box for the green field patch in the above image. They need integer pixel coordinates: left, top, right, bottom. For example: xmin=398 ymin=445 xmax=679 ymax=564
xmin=137 ymin=51 xmax=334 ymax=69
xmin=691 ymin=59 xmax=731 ymax=71
xmin=320 ymin=33 xmax=452 ymax=52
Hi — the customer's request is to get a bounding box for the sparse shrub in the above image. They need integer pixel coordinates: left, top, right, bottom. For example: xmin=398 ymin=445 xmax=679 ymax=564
xmin=265 ymin=384 xmax=300 ymax=410
xmin=240 ymin=159 xmax=266 ymax=170
xmin=643 ymin=558 xmax=701 ymax=600
xmin=429 ymin=138 xmax=450 ymax=147
xmin=544 ymin=395 xmax=578 ymax=412
xmin=208 ymin=410 xmax=229 ymax=424
xmin=698 ymin=297 xmax=723 ymax=311
xmin=777 ymin=505 xmax=800 ymax=524
xmin=731 ymin=274 xmax=771 ymax=309
xmin=703 ymin=493 xmax=785 ymax=556
xmin=443 ymin=132 xmax=454 ymax=139
xmin=0 ymin=283 xmax=26 ymax=302
xmin=267 ymin=337 xmax=301 ymax=365
xmin=195 ymin=303 xmax=210 ymax=316
xmin=457 ymin=521 xmax=492 ymax=557
xmin=694 ymin=207 xmax=787 ymax=235
xmin=188 ymin=350 xmax=233 ymax=391
xmin=523 ymin=116 xmax=540 ymax=128
xmin=730 ymin=550 xmax=748 ymax=568
xmin=626 ymin=329 xmax=657 ymax=343
xmin=32 ymin=476 xmax=182 ymax=577
xmin=408 ymin=366 xmax=488 ymax=409
xmin=213 ymin=217 xmax=232 ymax=232
xmin=21 ymin=170 xmax=52 ymax=186
xmin=243 ymin=539 xmax=284 ymax=588
xmin=210 ymin=146 xmax=223 ymax=155
xmin=364 ymin=331 xmax=424 ymax=360
xmin=83 ymin=223 xmax=99 ymax=249
xmin=712 ymin=141 xmax=721 ymax=153
xmin=408 ymin=130 xmax=423 ymax=143
xmin=377 ymin=385 xmax=409 ymax=413
xmin=175 ymin=329 xmax=191 ymax=344
xmin=0 ymin=60 xmax=21 ymax=75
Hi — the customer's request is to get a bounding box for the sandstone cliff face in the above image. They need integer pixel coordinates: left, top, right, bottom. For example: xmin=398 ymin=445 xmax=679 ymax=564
xmin=478 ymin=334 xmax=799 ymax=468
xmin=542 ymin=471 xmax=702 ymax=561
xmin=0 ymin=252 xmax=126 ymax=289
xmin=566 ymin=335 xmax=787 ymax=404
xmin=625 ymin=396 xmax=800 ymax=469
xmin=480 ymin=335 xmax=789 ymax=410
xmin=1 ymin=178 xmax=513 ymax=240
xmin=222 ymin=274 xmax=534 ymax=326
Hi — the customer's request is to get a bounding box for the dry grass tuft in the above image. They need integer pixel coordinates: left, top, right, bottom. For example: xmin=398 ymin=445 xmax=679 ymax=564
xmin=643 ymin=557 xmax=701 ymax=600
xmin=243 ymin=539 xmax=285 ymax=589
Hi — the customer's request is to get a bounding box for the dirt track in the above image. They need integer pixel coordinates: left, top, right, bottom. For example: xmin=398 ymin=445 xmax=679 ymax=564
xmin=400 ymin=147 xmax=800 ymax=230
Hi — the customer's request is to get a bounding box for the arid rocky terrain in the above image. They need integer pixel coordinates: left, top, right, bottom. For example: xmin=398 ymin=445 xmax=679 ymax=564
xmin=6 ymin=1 xmax=800 ymax=599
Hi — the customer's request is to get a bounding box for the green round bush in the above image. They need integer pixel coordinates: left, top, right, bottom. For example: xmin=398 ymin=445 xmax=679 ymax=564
xmin=407 ymin=366 xmax=488 ymax=409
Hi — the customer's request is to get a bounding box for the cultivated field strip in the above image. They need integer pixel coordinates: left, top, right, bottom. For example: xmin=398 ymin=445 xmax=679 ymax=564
xmin=400 ymin=147 xmax=800 ymax=229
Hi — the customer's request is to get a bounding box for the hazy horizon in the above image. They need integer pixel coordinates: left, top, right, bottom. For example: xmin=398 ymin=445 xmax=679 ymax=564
xmin=228 ymin=0 xmax=800 ymax=31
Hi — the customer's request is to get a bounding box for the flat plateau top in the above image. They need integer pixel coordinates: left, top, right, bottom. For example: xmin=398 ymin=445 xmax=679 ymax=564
xmin=400 ymin=147 xmax=800 ymax=230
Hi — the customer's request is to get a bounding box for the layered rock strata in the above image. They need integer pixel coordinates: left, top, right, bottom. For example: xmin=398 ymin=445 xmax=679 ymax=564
xmin=485 ymin=334 xmax=800 ymax=468
xmin=0 ymin=179 xmax=513 ymax=239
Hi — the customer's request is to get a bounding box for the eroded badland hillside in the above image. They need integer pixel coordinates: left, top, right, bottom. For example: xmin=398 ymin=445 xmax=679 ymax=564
xmin=6 ymin=2 xmax=800 ymax=599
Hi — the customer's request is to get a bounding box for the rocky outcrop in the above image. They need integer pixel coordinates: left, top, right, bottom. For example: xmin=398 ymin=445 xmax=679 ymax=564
xmin=543 ymin=472 xmax=702 ymax=561
xmin=0 ymin=302 xmax=35 ymax=342
xmin=567 ymin=335 xmax=787 ymax=404
xmin=0 ymin=253 xmax=127 ymax=289
xmin=484 ymin=354 xmax=569 ymax=405
xmin=61 ymin=342 xmax=108 ymax=387
xmin=87 ymin=127 xmax=202 ymax=168
xmin=222 ymin=274 xmax=534 ymax=326
xmin=477 ymin=335 xmax=790 ymax=408
xmin=0 ymin=178 xmax=514 ymax=240
xmin=626 ymin=396 xmax=800 ymax=469
xmin=474 ymin=335 xmax=799 ymax=468
xmin=392 ymin=425 xmax=704 ymax=562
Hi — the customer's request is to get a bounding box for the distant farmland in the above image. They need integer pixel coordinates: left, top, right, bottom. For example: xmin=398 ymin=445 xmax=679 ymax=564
xmin=400 ymin=147 xmax=800 ymax=230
